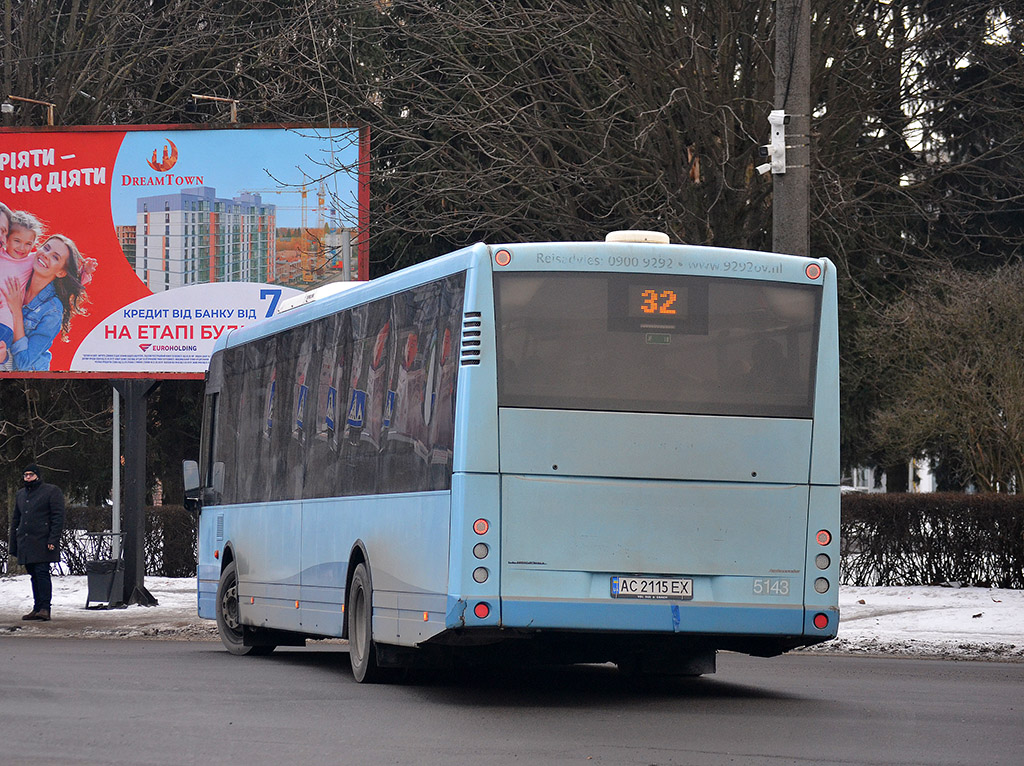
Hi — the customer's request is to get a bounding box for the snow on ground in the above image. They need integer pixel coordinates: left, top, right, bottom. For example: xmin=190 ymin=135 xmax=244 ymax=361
xmin=817 ymin=585 xmax=1024 ymax=661
xmin=0 ymin=575 xmax=216 ymax=641
xmin=0 ymin=575 xmax=1021 ymax=661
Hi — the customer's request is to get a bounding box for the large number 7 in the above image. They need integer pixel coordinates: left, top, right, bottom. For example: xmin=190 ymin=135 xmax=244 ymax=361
xmin=260 ymin=288 xmax=283 ymax=318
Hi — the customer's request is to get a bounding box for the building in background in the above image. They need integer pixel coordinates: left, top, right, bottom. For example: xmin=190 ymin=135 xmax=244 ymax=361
xmin=135 ymin=186 xmax=276 ymax=291
xmin=115 ymin=225 xmax=137 ymax=268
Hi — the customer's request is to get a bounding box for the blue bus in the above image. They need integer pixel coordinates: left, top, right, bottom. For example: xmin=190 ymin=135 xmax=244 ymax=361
xmin=184 ymin=231 xmax=840 ymax=681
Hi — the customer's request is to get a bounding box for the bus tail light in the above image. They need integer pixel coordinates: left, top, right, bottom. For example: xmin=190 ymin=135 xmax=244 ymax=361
xmin=474 ymin=602 xmax=490 ymax=619
xmin=816 ymin=530 xmax=831 ymax=546
xmin=494 ymin=249 xmax=512 ymax=267
xmin=813 ymin=613 xmax=829 ymax=630
xmin=473 ymin=518 xmax=489 ymax=535
xmin=805 ymin=263 xmax=822 ymax=280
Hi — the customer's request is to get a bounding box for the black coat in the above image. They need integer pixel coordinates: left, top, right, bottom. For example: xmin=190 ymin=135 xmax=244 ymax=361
xmin=9 ymin=480 xmax=65 ymax=565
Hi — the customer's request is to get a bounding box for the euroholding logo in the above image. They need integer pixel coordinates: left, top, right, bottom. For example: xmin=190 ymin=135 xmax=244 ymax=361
xmin=146 ymin=139 xmax=178 ymax=172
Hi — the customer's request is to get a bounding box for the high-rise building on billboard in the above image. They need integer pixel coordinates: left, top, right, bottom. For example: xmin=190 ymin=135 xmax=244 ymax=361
xmin=135 ymin=186 xmax=276 ymax=291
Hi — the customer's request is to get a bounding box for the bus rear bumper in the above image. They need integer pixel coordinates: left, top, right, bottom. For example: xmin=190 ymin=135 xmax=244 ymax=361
xmin=499 ymin=598 xmax=838 ymax=642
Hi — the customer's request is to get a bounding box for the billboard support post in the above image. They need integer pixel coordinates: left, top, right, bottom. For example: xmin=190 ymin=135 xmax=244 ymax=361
xmin=111 ymin=388 xmax=121 ymax=561
xmin=112 ymin=379 xmax=159 ymax=607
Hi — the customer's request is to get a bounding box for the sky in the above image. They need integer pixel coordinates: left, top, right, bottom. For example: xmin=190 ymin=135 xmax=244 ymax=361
xmin=0 ymin=577 xmax=1021 ymax=661
xmin=110 ymin=127 xmax=362 ymax=228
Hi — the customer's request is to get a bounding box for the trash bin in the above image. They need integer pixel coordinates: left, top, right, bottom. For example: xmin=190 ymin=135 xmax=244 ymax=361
xmin=86 ymin=559 xmax=124 ymax=608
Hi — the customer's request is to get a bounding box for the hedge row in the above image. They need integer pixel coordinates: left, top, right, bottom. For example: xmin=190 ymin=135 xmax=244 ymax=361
xmin=840 ymin=492 xmax=1024 ymax=588
xmin=4 ymin=495 xmax=1023 ymax=587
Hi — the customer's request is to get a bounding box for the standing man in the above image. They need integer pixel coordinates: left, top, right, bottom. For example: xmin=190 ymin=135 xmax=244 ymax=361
xmin=9 ymin=464 xmax=65 ymax=621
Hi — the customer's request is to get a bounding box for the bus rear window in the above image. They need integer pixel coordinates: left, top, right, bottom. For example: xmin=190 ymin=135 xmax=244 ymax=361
xmin=494 ymin=272 xmax=820 ymax=418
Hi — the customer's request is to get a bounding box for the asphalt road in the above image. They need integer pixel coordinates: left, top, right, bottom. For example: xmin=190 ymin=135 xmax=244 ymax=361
xmin=1 ymin=639 xmax=1021 ymax=766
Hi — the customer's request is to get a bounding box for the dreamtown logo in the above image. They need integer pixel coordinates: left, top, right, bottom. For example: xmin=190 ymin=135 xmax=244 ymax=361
xmin=146 ymin=139 xmax=178 ymax=172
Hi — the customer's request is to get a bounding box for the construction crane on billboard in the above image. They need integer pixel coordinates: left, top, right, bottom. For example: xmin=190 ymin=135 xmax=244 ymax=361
xmin=239 ymin=182 xmax=331 ymax=283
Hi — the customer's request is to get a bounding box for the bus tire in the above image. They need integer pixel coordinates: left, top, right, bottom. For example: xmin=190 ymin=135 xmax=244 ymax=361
xmin=348 ymin=562 xmax=382 ymax=682
xmin=216 ymin=561 xmax=275 ymax=656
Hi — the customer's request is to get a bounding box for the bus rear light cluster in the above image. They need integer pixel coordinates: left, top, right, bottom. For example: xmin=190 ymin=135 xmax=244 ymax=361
xmin=815 ymin=553 xmax=831 ymax=570
xmin=473 ymin=543 xmax=489 ymax=559
xmin=816 ymin=530 xmax=831 ymax=546
xmin=813 ymin=578 xmax=830 ymax=594
xmin=805 ymin=263 xmax=822 ymax=280
xmin=473 ymin=567 xmax=489 ymax=583
xmin=494 ymin=249 xmax=512 ymax=267
xmin=813 ymin=613 xmax=829 ymax=630
xmin=473 ymin=518 xmax=489 ymax=535
xmin=474 ymin=602 xmax=490 ymax=619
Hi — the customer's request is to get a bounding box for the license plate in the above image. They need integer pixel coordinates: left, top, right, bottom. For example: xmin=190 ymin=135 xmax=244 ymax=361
xmin=611 ymin=576 xmax=693 ymax=600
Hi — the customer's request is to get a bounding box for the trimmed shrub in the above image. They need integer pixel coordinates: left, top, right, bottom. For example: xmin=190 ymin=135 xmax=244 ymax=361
xmin=841 ymin=493 xmax=1024 ymax=588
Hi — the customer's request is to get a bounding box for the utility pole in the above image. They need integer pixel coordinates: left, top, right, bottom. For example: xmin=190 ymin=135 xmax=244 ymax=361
xmin=772 ymin=0 xmax=811 ymax=257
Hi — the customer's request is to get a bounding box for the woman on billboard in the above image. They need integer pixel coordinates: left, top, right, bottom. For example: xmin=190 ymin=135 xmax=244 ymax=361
xmin=0 ymin=234 xmax=96 ymax=371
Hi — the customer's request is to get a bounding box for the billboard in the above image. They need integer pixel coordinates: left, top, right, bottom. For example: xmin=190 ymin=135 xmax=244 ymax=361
xmin=0 ymin=124 xmax=368 ymax=377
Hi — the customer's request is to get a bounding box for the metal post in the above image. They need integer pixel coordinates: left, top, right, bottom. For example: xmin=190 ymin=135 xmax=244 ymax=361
xmin=112 ymin=388 xmax=121 ymax=561
xmin=772 ymin=0 xmax=811 ymax=257
xmin=112 ymin=379 xmax=159 ymax=606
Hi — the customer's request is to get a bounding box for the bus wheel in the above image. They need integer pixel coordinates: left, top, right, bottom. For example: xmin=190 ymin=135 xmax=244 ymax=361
xmin=216 ymin=561 xmax=274 ymax=656
xmin=348 ymin=563 xmax=382 ymax=682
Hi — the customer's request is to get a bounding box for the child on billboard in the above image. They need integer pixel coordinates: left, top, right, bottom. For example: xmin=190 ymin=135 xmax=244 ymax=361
xmin=0 ymin=207 xmax=44 ymax=351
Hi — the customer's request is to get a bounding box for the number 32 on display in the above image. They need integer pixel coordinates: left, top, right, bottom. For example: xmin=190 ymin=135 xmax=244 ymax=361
xmin=640 ymin=289 xmax=678 ymax=315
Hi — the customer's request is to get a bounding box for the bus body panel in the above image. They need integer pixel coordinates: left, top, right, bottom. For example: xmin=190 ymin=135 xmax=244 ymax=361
xmin=810 ymin=259 xmax=840 ymax=485
xmin=196 ymin=508 xmax=219 ymax=619
xmin=202 ymin=492 xmax=453 ymax=645
xmin=498 ymin=409 xmax=812 ymax=484
xmin=297 ymin=492 xmax=452 ymax=642
xmin=446 ymin=471 xmax=502 ymax=629
xmin=499 ymin=599 xmax=806 ymax=635
xmin=230 ymin=501 xmax=303 ymax=632
xmin=804 ymin=483 xmax=841 ymax=619
xmin=452 ymin=248 xmax=500 ymax=476
xmin=500 ymin=476 xmax=808 ymax=586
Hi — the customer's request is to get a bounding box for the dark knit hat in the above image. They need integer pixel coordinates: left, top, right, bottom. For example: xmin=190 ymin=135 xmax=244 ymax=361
xmin=23 ymin=463 xmax=41 ymax=477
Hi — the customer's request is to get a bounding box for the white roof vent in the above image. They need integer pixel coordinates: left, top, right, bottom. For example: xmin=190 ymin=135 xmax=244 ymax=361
xmin=605 ymin=230 xmax=671 ymax=244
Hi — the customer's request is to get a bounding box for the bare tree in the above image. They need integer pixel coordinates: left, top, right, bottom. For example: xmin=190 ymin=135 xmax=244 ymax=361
xmin=865 ymin=265 xmax=1024 ymax=492
xmin=4 ymin=0 xmax=1024 ymax=480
